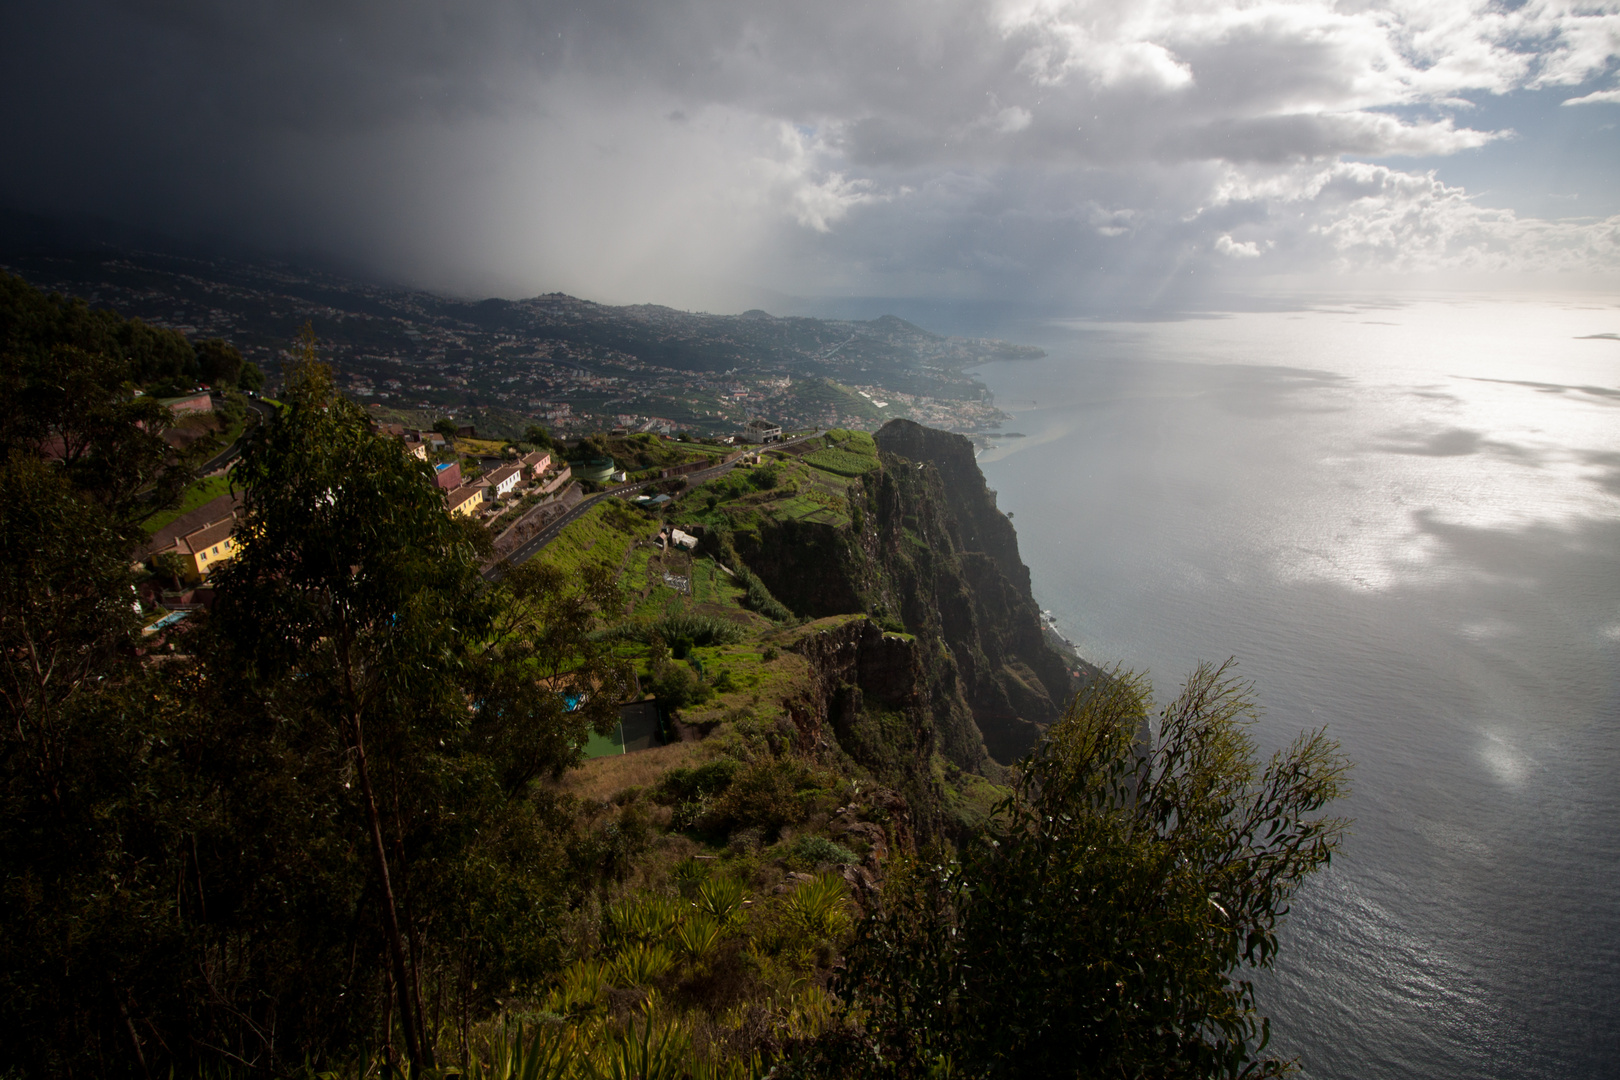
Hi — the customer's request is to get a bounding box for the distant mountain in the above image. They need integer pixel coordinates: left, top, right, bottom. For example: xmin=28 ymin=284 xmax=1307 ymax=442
xmin=0 ymin=218 xmax=1041 ymax=438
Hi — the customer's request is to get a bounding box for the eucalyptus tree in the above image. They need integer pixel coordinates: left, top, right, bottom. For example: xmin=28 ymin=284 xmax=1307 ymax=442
xmin=211 ymin=341 xmax=637 ymax=1071
xmin=841 ymin=662 xmax=1350 ymax=1079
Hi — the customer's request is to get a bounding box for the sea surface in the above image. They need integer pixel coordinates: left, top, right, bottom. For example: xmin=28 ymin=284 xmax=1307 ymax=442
xmin=967 ymin=295 xmax=1620 ymax=1079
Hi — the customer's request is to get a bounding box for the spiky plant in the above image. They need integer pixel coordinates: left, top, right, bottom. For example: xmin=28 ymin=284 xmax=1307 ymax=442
xmin=695 ymin=876 xmax=748 ymax=926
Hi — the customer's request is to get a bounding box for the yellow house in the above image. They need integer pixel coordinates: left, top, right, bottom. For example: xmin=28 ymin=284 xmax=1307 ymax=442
xmin=446 ymin=484 xmax=484 ymax=519
xmin=175 ymin=518 xmax=239 ymax=581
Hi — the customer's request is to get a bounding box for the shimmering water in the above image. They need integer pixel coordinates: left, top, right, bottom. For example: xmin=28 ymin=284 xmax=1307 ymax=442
xmin=969 ymin=295 xmax=1620 ymax=1079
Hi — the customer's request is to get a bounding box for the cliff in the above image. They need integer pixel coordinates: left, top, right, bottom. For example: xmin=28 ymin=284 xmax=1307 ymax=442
xmin=727 ymin=420 xmax=1091 ymax=765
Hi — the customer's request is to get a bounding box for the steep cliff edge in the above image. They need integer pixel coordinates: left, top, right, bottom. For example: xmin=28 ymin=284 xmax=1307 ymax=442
xmin=728 ymin=421 xmax=1092 ymax=764
xmin=871 ymin=419 xmax=1091 ymax=762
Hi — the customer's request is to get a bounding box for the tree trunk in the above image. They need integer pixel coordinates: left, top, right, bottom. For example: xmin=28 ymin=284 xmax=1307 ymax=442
xmin=350 ymin=710 xmax=432 ymax=1074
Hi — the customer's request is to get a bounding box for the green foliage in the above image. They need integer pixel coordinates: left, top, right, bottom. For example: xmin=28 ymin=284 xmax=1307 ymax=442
xmin=237 ymin=359 xmax=265 ymax=393
xmin=611 ymin=943 xmax=678 ymax=988
xmin=707 ymin=528 xmax=792 ymax=622
xmin=674 ymin=912 xmax=725 ymax=965
xmin=694 ymin=877 xmax=749 ymax=926
xmin=602 ymin=613 xmax=745 ymax=651
xmin=593 ymin=1011 xmax=693 ymax=1080
xmin=655 ymin=759 xmax=742 ymax=805
xmin=840 ymin=663 xmax=1351 ymax=1079
xmin=474 ymin=1015 xmax=579 ymax=1080
xmin=0 ymin=279 xmax=205 ymax=523
xmin=606 ymin=895 xmax=685 ymax=951
xmin=709 ymin=757 xmax=830 ymax=840
xmin=648 ymin=661 xmax=712 ymax=711
xmin=141 ymin=472 xmax=233 ymax=533
xmin=194 ymin=338 xmax=243 ymax=387
xmin=785 ymin=835 xmax=858 ymax=870
xmin=786 ymin=874 xmax=854 ymax=943
xmin=803 ymin=448 xmax=879 ymax=477
xmin=0 ymin=336 xmax=633 ymax=1077
xmin=0 ymin=270 xmax=199 ymax=391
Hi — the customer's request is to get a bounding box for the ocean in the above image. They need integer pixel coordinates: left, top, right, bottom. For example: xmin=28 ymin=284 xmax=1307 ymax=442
xmin=967 ymin=295 xmax=1620 ymax=1079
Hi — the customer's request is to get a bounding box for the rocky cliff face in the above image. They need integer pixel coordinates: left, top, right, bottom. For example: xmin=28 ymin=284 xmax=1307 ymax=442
xmin=784 ymin=616 xmax=938 ymax=845
xmin=733 ymin=420 xmax=1090 ymax=766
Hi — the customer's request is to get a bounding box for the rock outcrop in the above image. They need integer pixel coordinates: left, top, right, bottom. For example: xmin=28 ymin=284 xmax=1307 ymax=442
xmin=729 ymin=419 xmax=1092 ymax=767
xmin=785 ymin=616 xmax=939 ymax=844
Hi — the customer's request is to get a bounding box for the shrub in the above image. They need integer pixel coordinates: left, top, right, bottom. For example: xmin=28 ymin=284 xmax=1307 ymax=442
xmin=648 ymin=662 xmax=711 ymax=710
xmin=711 ymin=758 xmax=826 ymax=839
xmin=787 ymin=874 xmax=853 ymax=943
xmin=785 ymin=835 xmax=858 ymax=870
xmin=695 ymin=877 xmax=749 ymax=926
xmin=654 ymin=759 xmax=741 ymax=805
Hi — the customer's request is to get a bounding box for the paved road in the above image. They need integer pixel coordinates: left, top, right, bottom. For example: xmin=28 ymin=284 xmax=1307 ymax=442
xmin=196 ymin=398 xmax=275 ymax=476
xmin=483 ymin=431 xmax=822 ymax=580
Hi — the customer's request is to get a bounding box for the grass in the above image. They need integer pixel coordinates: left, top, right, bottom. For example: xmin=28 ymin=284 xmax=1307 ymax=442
xmin=538 ymin=500 xmax=653 ymax=576
xmin=143 ymin=474 xmax=234 ymax=533
xmin=802 ymin=448 xmax=879 ymax=477
xmin=551 ymin=740 xmax=705 ymax=803
xmin=454 ymin=436 xmax=510 ymax=456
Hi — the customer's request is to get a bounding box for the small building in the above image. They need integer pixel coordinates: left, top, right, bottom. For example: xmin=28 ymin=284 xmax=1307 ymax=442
xmin=670 ymin=528 xmax=699 ymax=550
xmin=433 ymin=461 xmax=462 ymax=489
xmin=177 ymin=519 xmax=239 ymax=580
xmin=401 ymin=435 xmax=429 ymax=460
xmin=484 ymin=464 xmax=522 ymax=500
xmin=445 ymin=484 xmax=483 ymax=518
xmin=741 ymin=419 xmax=782 ymax=444
xmin=518 ymin=450 xmax=551 ymax=479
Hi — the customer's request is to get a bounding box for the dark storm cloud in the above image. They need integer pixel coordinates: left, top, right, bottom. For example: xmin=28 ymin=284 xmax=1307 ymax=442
xmin=2 ymin=0 xmax=1616 ymax=309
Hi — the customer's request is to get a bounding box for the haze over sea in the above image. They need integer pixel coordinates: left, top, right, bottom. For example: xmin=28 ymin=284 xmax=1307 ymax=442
xmin=967 ymin=295 xmax=1620 ymax=1079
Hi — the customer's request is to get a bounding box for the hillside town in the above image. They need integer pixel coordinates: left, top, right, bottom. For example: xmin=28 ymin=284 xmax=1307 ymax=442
xmin=135 ymin=388 xmax=797 ymax=618
xmin=1 ymin=246 xmax=1034 ymax=442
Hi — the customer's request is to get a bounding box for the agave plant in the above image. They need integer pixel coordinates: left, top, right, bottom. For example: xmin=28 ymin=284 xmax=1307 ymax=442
xmin=786 ymin=873 xmax=851 ymax=942
xmin=611 ymin=942 xmax=677 ymax=987
xmin=547 ymin=958 xmax=611 ymax=1016
xmin=674 ymin=911 xmax=724 ymax=965
xmin=590 ymin=1011 xmax=692 ymax=1080
xmin=694 ymin=876 xmax=747 ymax=926
xmin=606 ymin=894 xmax=685 ymax=951
xmin=474 ymin=1014 xmax=579 ymax=1080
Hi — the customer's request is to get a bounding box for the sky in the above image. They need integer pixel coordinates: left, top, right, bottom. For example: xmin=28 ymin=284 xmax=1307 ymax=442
xmin=2 ymin=0 xmax=1617 ymax=314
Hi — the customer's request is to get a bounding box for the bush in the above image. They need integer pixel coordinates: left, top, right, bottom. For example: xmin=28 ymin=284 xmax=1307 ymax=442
xmin=654 ymin=759 xmax=741 ymax=805
xmin=711 ymin=758 xmax=827 ymax=839
xmin=785 ymin=834 xmax=858 ymax=870
xmin=648 ymin=663 xmax=710 ymax=710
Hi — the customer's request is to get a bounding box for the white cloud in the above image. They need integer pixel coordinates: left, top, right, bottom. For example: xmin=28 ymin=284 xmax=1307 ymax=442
xmin=1562 ymin=87 xmax=1620 ymax=105
xmin=1216 ymin=233 xmax=1261 ymax=257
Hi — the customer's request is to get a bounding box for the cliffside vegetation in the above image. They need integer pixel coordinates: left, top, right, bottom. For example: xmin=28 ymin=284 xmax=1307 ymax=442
xmin=0 ymin=281 xmax=1350 ymax=1080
